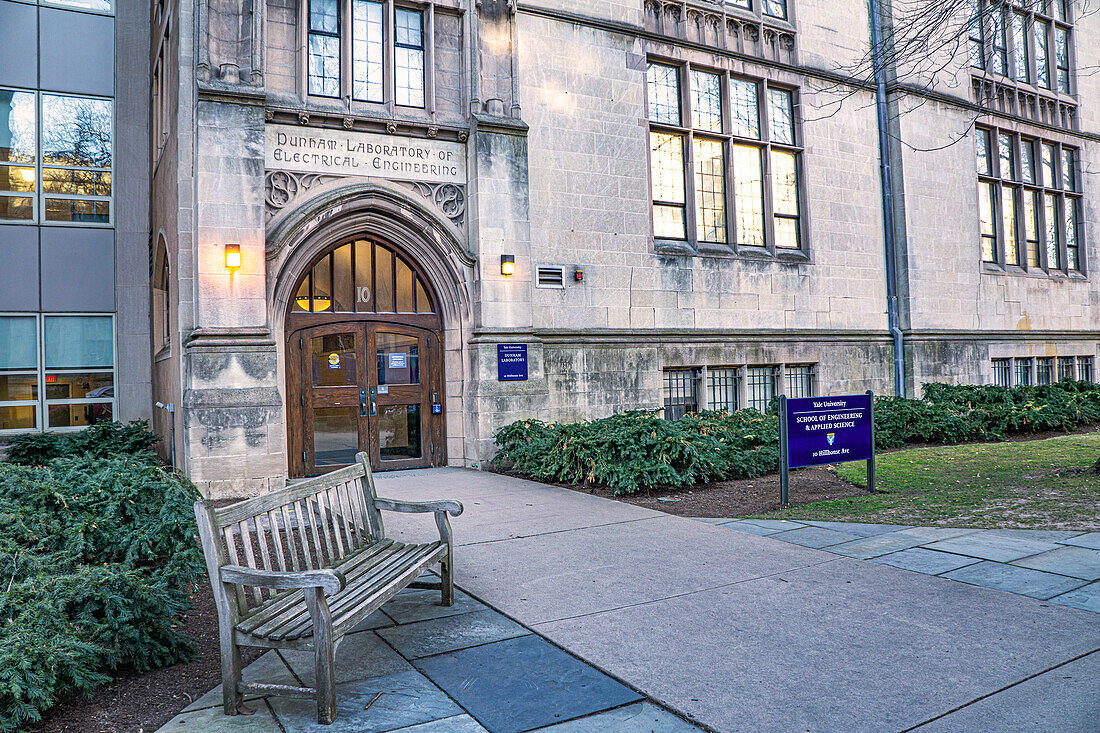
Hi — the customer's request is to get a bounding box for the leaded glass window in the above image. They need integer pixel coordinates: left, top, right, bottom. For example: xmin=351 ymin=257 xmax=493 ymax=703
xmin=648 ymin=64 xmax=681 ymax=126
xmin=308 ymin=0 xmax=341 ymax=97
xmin=352 ymin=0 xmax=384 ymax=102
xmin=394 ymin=8 xmax=425 ymax=107
xmin=729 ymin=79 xmax=759 ymax=139
xmin=690 ymin=70 xmax=722 ymax=133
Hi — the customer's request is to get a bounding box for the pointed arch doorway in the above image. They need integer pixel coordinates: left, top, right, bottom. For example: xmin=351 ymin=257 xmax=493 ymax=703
xmin=285 ymin=237 xmax=445 ymax=477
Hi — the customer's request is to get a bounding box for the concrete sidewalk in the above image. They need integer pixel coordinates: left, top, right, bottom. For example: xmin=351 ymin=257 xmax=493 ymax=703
xmin=380 ymin=468 xmax=1100 ymax=733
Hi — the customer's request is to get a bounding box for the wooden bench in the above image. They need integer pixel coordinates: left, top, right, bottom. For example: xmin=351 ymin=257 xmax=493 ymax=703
xmin=194 ymin=452 xmax=463 ymax=725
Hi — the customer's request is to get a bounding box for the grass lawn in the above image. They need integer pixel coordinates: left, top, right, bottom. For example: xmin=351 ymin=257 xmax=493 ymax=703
xmin=764 ymin=431 xmax=1100 ymax=530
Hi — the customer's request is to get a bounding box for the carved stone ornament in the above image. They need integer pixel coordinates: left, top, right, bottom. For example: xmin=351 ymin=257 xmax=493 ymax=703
xmin=298 ymin=112 xmax=310 ymax=125
xmin=264 ymin=170 xmax=467 ymax=228
xmin=386 ymin=121 xmax=398 ymax=134
xmin=427 ymin=126 xmax=439 ymax=138
xmin=265 ymin=108 xmax=275 ymax=121
xmin=343 ymin=117 xmax=354 ymax=130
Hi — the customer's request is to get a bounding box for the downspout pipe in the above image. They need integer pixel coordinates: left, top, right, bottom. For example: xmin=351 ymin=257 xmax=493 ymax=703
xmin=868 ymin=0 xmax=907 ymax=398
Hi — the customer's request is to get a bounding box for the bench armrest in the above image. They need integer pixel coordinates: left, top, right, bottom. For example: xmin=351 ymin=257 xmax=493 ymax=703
xmin=374 ymin=498 xmax=463 ymax=517
xmin=220 ymin=565 xmax=346 ymax=595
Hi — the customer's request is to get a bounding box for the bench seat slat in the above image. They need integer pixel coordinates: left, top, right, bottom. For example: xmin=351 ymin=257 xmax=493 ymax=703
xmin=236 ymin=541 xmax=444 ymax=642
xmin=270 ymin=543 xmax=439 ymax=641
xmin=236 ymin=539 xmax=399 ymax=635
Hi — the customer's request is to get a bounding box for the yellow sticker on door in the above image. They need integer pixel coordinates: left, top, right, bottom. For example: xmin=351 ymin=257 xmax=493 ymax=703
xmin=328 ymin=353 xmax=341 ymax=369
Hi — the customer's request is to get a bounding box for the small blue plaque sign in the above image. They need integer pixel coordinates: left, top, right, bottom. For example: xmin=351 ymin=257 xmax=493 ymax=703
xmin=497 ymin=343 xmax=528 ymax=382
xmin=784 ymin=393 xmax=873 ymax=469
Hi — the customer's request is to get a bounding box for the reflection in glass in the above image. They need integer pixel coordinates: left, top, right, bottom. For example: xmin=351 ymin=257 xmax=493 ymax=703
xmin=0 ymin=405 xmax=36 ymax=431
xmin=730 ymin=79 xmax=759 ymax=139
xmin=1023 ymin=190 xmax=1040 ymax=268
xmin=312 ymin=333 xmax=357 ymax=387
xmin=312 ymin=254 xmax=332 ymax=312
xmin=44 ymin=372 xmax=113 ymax=400
xmin=1035 ymin=20 xmax=1050 ymax=89
xmin=354 ymin=240 xmax=373 ymax=311
xmin=690 ymin=70 xmax=722 ymax=133
xmin=693 ymin=138 xmax=726 ymax=244
xmin=353 ymin=0 xmax=384 ymax=102
xmin=650 ymin=131 xmax=685 ymax=239
xmin=378 ymin=404 xmax=421 ymax=461
xmin=396 ymin=257 xmax=415 ymax=312
xmin=42 ymin=95 xmax=112 ymax=168
xmin=395 ymin=8 xmax=425 ymax=107
xmin=0 ymin=374 xmax=37 ymax=401
xmin=732 ymin=144 xmax=764 ymax=247
xmin=0 ymin=316 xmax=37 ymax=370
xmin=1002 ymin=185 xmax=1018 ymax=266
xmin=375 ymin=244 xmax=394 ymax=312
xmin=997 ymin=132 xmax=1014 ymax=180
xmin=48 ymin=402 xmax=113 ymax=429
xmin=979 ymin=182 xmax=996 ymax=262
xmin=1043 ymin=193 xmax=1059 ymax=269
xmin=1065 ymin=199 xmax=1079 ymax=271
xmin=0 ymin=89 xmax=36 ymax=164
xmin=768 ymin=88 xmax=795 ymax=145
xmin=308 ymin=0 xmax=341 ymax=97
xmin=44 ymin=316 xmax=113 ymax=369
xmin=1019 ymin=139 xmax=1034 ymax=184
xmin=376 ymin=333 xmax=419 ymax=385
xmin=333 ymin=244 xmax=353 ymax=312
xmin=46 ymin=0 xmax=112 ymax=12
xmin=416 ymin=279 xmax=433 ymax=313
xmin=647 ymin=64 xmax=681 ymax=126
xmin=771 ymin=149 xmax=800 ymax=250
xmin=975 ymin=128 xmax=991 ymax=175
xmin=1060 ymin=148 xmax=1075 ymax=192
xmin=313 ymin=407 xmax=359 ymax=466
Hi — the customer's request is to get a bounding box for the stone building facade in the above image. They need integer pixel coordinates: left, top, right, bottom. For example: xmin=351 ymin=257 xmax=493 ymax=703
xmin=138 ymin=0 xmax=1097 ymax=496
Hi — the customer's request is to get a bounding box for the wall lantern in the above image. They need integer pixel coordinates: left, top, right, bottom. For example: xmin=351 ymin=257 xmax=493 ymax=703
xmin=500 ymin=254 xmax=515 ymax=277
xmin=225 ymin=243 xmax=242 ymax=271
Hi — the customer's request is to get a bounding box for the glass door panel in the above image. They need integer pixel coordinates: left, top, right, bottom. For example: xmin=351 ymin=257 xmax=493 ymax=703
xmin=313 ymin=406 xmax=360 ymax=466
xmin=378 ymin=404 xmax=422 ymax=461
xmin=375 ymin=332 xmax=419 ymax=386
xmin=311 ymin=332 xmax=357 ymax=387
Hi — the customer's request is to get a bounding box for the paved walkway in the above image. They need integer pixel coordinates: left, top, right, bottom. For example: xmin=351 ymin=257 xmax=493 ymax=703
xmin=703 ymin=518 xmax=1100 ymax=613
xmin=164 ymin=469 xmax=1100 ymax=732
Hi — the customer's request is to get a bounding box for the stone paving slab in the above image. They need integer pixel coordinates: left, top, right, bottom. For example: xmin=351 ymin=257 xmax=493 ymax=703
xmin=769 ymin=525 xmax=863 ymax=548
xmin=718 ymin=520 xmax=785 ymax=536
xmin=799 ymin=520 xmax=911 ymax=537
xmin=872 ymin=548 xmax=981 ymax=576
xmin=282 ymin=629 xmax=413 ymax=686
xmin=1011 ymin=546 xmax=1100 ymax=581
xmin=412 ymin=635 xmax=643 ymax=733
xmin=160 ymin=703 xmax=283 ymax=732
xmin=736 ymin=518 xmax=807 ymax=532
xmin=924 ymin=534 xmax=1062 ymax=563
xmin=1049 ymin=582 xmax=1100 ymax=613
xmin=828 ymin=532 xmax=930 ymax=559
xmin=941 ymin=561 xmax=1087 ymax=600
xmin=891 ymin=527 xmax=981 ymax=542
xmin=350 ymin=608 xmax=398 ymax=633
xmin=987 ymin=529 xmax=1087 ymax=543
xmin=910 ymin=651 xmax=1100 ymax=732
xmin=269 ymin=670 xmax=462 ymax=733
xmin=1058 ymin=532 xmax=1100 ymax=550
xmin=386 ymin=715 xmax=488 ymax=732
xmin=531 ymin=701 xmax=704 ymax=732
xmin=183 ymin=651 xmax=298 ymax=712
xmin=377 ymin=608 xmax=530 ymax=660
xmin=380 ymin=587 xmax=484 ymax=624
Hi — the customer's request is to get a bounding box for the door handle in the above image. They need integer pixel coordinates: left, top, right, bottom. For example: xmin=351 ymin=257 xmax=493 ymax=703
xmin=369 ymin=387 xmax=377 ymax=416
xmin=359 ymin=388 xmax=368 ymax=417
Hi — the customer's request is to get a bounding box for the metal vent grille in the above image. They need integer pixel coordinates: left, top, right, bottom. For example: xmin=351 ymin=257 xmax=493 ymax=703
xmin=536 ymin=266 xmax=565 ymax=288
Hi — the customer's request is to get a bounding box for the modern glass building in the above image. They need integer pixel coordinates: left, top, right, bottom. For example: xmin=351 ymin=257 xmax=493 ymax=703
xmin=0 ymin=0 xmax=149 ymax=435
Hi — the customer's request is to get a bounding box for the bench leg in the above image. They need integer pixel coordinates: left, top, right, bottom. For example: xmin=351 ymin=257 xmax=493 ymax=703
xmin=306 ymin=588 xmax=338 ymax=725
xmin=440 ymin=554 xmax=454 ymax=607
xmin=220 ymin=634 xmax=244 ymax=716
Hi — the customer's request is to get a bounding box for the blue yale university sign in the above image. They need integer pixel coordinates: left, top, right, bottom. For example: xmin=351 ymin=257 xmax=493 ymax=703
xmin=497 ymin=344 xmax=529 ymax=382
xmin=778 ymin=392 xmax=876 ymax=505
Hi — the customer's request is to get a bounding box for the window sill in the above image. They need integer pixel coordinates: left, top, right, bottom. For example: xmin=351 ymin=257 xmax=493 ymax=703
xmin=655 ymin=238 xmax=812 ymax=264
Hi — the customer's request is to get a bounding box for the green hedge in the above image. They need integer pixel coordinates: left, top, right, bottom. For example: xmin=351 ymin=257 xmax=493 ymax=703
xmin=0 ymin=451 xmax=204 ymax=732
xmin=4 ymin=420 xmax=161 ymax=467
xmin=494 ymin=381 xmax=1100 ymax=495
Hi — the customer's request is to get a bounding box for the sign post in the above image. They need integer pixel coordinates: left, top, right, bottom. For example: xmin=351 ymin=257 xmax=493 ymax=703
xmin=779 ymin=391 xmax=876 ymax=506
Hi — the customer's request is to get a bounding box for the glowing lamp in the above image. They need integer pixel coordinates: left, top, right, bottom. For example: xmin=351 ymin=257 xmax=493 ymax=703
xmin=500 ymin=254 xmax=515 ymax=277
xmin=225 ymin=243 xmax=242 ymax=270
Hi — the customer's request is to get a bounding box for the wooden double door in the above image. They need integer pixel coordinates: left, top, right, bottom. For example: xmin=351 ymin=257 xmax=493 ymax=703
xmin=288 ymin=320 xmax=444 ymax=477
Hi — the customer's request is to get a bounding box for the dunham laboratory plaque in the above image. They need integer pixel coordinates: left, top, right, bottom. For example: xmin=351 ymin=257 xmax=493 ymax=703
xmin=265 ymin=124 xmax=466 ymax=185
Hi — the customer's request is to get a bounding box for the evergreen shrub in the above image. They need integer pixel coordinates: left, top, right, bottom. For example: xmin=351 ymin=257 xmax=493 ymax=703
xmin=4 ymin=420 xmax=161 ymax=466
xmin=0 ymin=454 xmax=203 ymax=732
xmin=494 ymin=381 xmax=1100 ymax=494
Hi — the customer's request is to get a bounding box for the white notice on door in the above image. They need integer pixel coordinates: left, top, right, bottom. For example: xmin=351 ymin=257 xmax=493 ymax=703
xmin=388 ymin=352 xmax=408 ymax=369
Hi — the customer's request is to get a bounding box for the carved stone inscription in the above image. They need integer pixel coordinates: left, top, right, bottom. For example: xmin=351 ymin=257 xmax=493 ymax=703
xmin=265 ymin=125 xmax=466 ymax=185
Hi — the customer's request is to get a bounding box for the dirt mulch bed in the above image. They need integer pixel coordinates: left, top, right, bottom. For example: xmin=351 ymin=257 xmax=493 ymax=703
xmin=26 ymin=581 xmax=265 ymax=733
xmin=566 ymin=466 xmax=869 ymax=519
